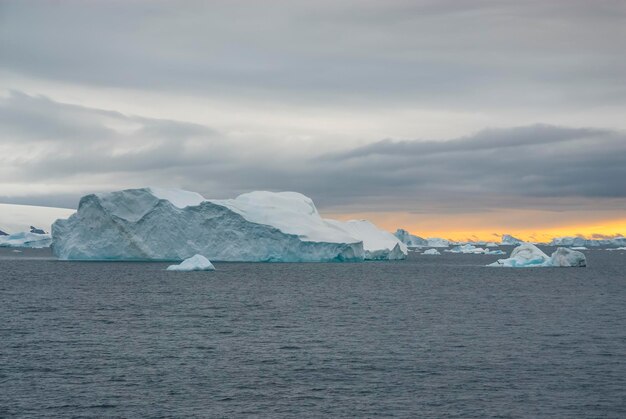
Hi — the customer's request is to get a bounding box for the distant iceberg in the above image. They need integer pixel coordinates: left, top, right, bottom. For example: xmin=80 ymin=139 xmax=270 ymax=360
xmin=394 ymin=229 xmax=428 ymax=248
xmin=446 ymin=244 xmax=485 ymax=254
xmin=0 ymin=203 xmax=74 ymax=235
xmin=422 ymin=248 xmax=441 ymax=255
xmin=501 ymin=234 xmax=523 ymax=245
xmin=550 ymin=236 xmax=626 ymax=248
xmin=167 ymin=254 xmax=215 ymax=271
xmin=427 ymin=238 xmax=449 ymax=248
xmin=488 ymin=243 xmax=586 ymax=268
xmin=0 ymin=231 xmax=52 ymax=248
xmin=445 ymin=244 xmax=504 ymax=255
xmin=52 ymin=187 xmax=404 ymax=262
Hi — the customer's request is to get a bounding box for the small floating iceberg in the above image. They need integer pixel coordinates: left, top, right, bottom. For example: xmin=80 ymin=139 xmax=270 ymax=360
xmin=167 ymin=254 xmax=216 ymax=272
xmin=487 ymin=243 xmax=586 ymax=268
xmin=550 ymin=247 xmax=587 ymax=267
xmin=422 ymin=248 xmax=441 ymax=255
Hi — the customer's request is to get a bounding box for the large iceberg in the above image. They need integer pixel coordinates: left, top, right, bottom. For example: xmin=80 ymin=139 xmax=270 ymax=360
xmin=488 ymin=243 xmax=586 ymax=268
xmin=167 ymin=254 xmax=215 ymax=271
xmin=326 ymin=220 xmax=407 ymax=260
xmin=52 ymin=188 xmax=404 ymax=262
xmin=501 ymin=234 xmax=523 ymax=245
xmin=394 ymin=229 xmax=428 ymax=248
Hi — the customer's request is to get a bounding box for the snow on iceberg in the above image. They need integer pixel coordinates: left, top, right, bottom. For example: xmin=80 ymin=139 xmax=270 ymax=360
xmin=167 ymin=254 xmax=215 ymax=271
xmin=550 ymin=247 xmax=586 ymax=267
xmin=422 ymin=248 xmax=441 ymax=255
xmin=501 ymin=234 xmax=523 ymax=245
xmin=326 ymin=219 xmax=407 ymax=260
xmin=0 ymin=231 xmax=52 ymax=248
xmin=52 ymin=188 xmax=401 ymax=262
xmin=488 ymin=243 xmax=586 ymax=268
xmin=394 ymin=229 xmax=428 ymax=248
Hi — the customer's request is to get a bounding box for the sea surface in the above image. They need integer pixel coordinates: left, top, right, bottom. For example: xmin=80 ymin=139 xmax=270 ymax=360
xmin=1 ymin=247 xmax=625 ymax=418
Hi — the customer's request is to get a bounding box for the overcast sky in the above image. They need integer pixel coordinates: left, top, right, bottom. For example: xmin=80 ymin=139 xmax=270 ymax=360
xmin=1 ymin=0 xmax=625 ymax=237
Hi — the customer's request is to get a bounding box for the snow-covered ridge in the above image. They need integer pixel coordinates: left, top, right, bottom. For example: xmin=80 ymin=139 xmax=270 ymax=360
xmin=52 ymin=187 xmax=406 ymax=262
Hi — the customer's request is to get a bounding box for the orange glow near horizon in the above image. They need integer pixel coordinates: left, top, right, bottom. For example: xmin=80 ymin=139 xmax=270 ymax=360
xmin=324 ymin=209 xmax=626 ymax=242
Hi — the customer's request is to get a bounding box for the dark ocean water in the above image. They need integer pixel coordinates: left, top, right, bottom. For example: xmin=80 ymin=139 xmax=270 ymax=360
xmin=1 ymin=247 xmax=625 ymax=418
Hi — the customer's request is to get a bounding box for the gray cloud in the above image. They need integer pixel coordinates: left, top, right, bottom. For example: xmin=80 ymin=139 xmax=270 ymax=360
xmin=1 ymin=91 xmax=625 ymax=215
xmin=1 ymin=0 xmax=625 ymax=111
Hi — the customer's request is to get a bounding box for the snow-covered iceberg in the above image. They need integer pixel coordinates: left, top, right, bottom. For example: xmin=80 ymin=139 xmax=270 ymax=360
xmin=52 ymin=188 xmax=402 ymax=262
xmin=422 ymin=248 xmax=441 ymax=255
xmin=167 ymin=254 xmax=215 ymax=271
xmin=394 ymin=229 xmax=428 ymax=248
xmin=488 ymin=243 xmax=586 ymax=268
xmin=0 ymin=231 xmax=52 ymax=248
xmin=326 ymin=220 xmax=407 ymax=260
xmin=501 ymin=234 xmax=523 ymax=245
xmin=487 ymin=243 xmax=551 ymax=267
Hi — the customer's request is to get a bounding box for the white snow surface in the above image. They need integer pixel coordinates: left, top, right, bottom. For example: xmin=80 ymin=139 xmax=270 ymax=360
xmin=212 ymin=191 xmax=358 ymax=244
xmin=0 ymin=203 xmax=75 ymax=234
xmin=326 ymin=220 xmax=407 ymax=260
xmin=488 ymin=243 xmax=587 ymax=268
xmin=167 ymin=254 xmax=215 ymax=271
xmin=422 ymin=248 xmax=441 ymax=255
xmin=0 ymin=231 xmax=52 ymax=248
xmin=52 ymin=187 xmax=402 ymax=261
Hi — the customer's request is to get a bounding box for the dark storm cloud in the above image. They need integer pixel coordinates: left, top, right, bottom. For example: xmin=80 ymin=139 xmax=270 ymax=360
xmin=1 ymin=0 xmax=625 ymax=109
xmin=1 ymin=92 xmax=625 ymax=212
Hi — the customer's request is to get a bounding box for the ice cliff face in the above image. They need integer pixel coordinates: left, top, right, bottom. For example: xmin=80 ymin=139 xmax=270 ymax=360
xmin=394 ymin=229 xmax=428 ymax=248
xmin=52 ymin=188 xmax=404 ymax=262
